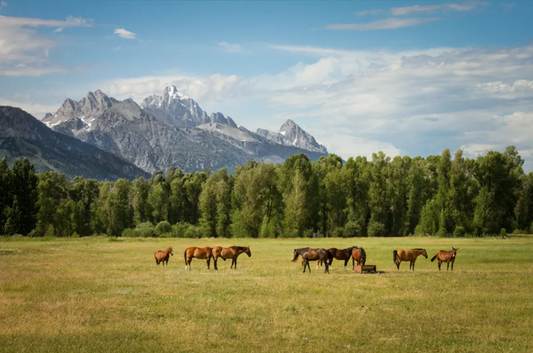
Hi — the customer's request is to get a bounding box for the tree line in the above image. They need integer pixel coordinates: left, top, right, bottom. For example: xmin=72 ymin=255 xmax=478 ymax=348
xmin=1 ymin=146 xmax=532 ymax=238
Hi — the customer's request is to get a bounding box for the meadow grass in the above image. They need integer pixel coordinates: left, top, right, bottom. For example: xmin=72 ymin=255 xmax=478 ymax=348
xmin=1 ymin=236 xmax=532 ymax=353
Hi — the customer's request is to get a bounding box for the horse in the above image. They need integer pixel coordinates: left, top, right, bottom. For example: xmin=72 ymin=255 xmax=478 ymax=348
xmin=212 ymin=246 xmax=251 ymax=270
xmin=393 ymin=248 xmax=427 ymax=271
xmin=154 ymin=247 xmax=173 ymax=266
xmin=352 ymin=246 xmax=366 ymax=270
xmin=431 ymin=247 xmax=458 ymax=271
xmin=184 ymin=247 xmax=213 ymax=270
xmin=317 ymin=246 xmax=356 ymax=270
xmin=292 ymin=248 xmax=332 ymax=274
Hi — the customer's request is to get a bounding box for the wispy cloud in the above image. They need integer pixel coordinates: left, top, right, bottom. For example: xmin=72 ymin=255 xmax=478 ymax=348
xmin=0 ymin=1 xmax=7 ymax=12
xmin=356 ymin=8 xmax=383 ymax=16
xmin=325 ymin=17 xmax=440 ymax=31
xmin=0 ymin=14 xmax=93 ymax=76
xmin=114 ymin=28 xmax=136 ymax=39
xmin=218 ymin=41 xmax=242 ymax=53
xmin=390 ymin=2 xmax=490 ymax=16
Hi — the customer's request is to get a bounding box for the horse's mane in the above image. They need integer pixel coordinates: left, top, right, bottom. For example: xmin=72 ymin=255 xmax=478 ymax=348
xmin=343 ymin=246 xmax=355 ymax=252
xmin=235 ymin=246 xmax=248 ymax=250
xmin=412 ymin=248 xmax=425 ymax=250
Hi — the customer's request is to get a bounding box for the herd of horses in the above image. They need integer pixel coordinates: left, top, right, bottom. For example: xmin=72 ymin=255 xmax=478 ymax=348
xmin=154 ymin=245 xmax=459 ymax=273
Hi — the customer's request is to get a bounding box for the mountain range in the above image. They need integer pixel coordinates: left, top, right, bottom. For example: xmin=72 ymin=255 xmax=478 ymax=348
xmin=0 ymin=106 xmax=149 ymax=180
xmin=38 ymin=86 xmax=328 ymax=175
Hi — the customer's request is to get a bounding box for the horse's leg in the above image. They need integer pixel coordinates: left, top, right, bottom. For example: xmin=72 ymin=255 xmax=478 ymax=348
xmin=234 ymin=258 xmax=238 ymax=269
xmin=303 ymin=259 xmax=308 ymax=273
xmin=344 ymin=259 xmax=349 ymax=270
xmin=325 ymin=260 xmax=329 ymax=274
xmin=214 ymin=257 xmax=218 ymax=270
xmin=353 ymin=257 xmax=355 ymax=271
xmin=438 ymin=260 xmax=441 ymax=271
xmin=316 ymin=260 xmax=320 ymax=269
xmin=451 ymin=259 xmax=455 ymax=271
xmin=447 ymin=261 xmax=450 ymax=271
xmin=396 ymin=261 xmax=400 ymax=271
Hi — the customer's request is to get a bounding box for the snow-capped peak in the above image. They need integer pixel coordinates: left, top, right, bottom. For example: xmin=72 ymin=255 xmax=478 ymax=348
xmin=163 ymin=85 xmax=188 ymax=102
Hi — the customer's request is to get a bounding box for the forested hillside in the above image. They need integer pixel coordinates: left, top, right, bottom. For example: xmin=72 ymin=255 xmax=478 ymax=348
xmin=1 ymin=146 xmax=532 ymax=238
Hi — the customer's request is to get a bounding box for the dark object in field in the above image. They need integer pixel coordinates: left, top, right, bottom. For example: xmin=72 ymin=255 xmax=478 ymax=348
xmin=431 ymin=247 xmax=458 ymax=271
xmin=154 ymin=247 xmax=173 ymax=266
xmin=353 ymin=265 xmax=376 ymax=273
xmin=292 ymin=248 xmax=332 ymax=274
xmin=393 ymin=248 xmax=427 ymax=271
xmin=352 ymin=246 xmax=367 ymax=270
xmin=184 ymin=247 xmax=213 ymax=270
xmin=212 ymin=246 xmax=251 ymax=270
xmin=316 ymin=246 xmax=358 ymax=270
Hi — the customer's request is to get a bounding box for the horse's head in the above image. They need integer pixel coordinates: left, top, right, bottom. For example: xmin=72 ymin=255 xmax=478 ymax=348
xmin=245 ymin=246 xmax=251 ymax=257
xmin=422 ymin=249 xmax=428 ymax=258
xmin=451 ymin=247 xmax=458 ymax=257
xmin=170 ymin=247 xmax=174 ymax=256
xmin=292 ymin=249 xmax=300 ymax=262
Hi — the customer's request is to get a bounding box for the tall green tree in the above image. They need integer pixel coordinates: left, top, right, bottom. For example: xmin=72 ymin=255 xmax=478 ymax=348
xmin=5 ymin=159 xmax=38 ymax=235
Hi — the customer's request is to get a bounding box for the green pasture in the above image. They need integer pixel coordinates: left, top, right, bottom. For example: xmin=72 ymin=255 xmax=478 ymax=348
xmin=1 ymin=237 xmax=532 ymax=353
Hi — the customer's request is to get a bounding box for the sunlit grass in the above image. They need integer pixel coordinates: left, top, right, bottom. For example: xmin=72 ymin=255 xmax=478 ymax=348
xmin=1 ymin=236 xmax=532 ymax=352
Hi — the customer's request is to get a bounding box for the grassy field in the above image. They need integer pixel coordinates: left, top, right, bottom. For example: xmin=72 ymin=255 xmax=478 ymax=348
xmin=1 ymin=236 xmax=532 ymax=353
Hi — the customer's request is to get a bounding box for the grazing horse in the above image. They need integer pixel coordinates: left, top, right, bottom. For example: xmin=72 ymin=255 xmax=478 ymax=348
xmin=393 ymin=248 xmax=427 ymax=271
xmin=317 ymin=246 xmax=356 ymax=270
xmin=292 ymin=248 xmax=332 ymax=274
xmin=154 ymin=247 xmax=173 ymax=266
xmin=431 ymin=247 xmax=458 ymax=271
xmin=184 ymin=247 xmax=213 ymax=270
xmin=212 ymin=246 xmax=251 ymax=270
xmin=352 ymin=246 xmax=367 ymax=270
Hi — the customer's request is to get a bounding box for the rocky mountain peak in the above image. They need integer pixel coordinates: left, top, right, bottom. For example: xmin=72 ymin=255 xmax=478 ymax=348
xmin=256 ymin=119 xmax=328 ymax=154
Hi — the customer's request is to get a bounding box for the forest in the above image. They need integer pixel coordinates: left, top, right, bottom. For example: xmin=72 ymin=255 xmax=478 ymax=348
xmin=1 ymin=146 xmax=532 ymax=238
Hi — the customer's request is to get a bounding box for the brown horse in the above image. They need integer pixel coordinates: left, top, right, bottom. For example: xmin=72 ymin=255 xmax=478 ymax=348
xmin=352 ymin=246 xmax=366 ymax=270
xmin=431 ymin=247 xmax=458 ymax=271
xmin=154 ymin=247 xmax=173 ymax=266
xmin=292 ymin=248 xmax=332 ymax=274
xmin=393 ymin=248 xmax=428 ymax=271
xmin=212 ymin=246 xmax=251 ymax=270
xmin=184 ymin=247 xmax=213 ymax=270
xmin=317 ymin=246 xmax=357 ymax=270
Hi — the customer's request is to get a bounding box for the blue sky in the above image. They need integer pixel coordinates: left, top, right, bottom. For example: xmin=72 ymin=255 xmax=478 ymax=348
xmin=1 ymin=1 xmax=533 ymax=170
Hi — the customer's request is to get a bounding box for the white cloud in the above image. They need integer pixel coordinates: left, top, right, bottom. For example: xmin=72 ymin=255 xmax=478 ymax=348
xmin=325 ymin=17 xmax=440 ymax=31
xmin=390 ymin=2 xmax=490 ymax=16
xmin=103 ymin=73 xmax=246 ymax=104
xmin=356 ymin=8 xmax=383 ymax=16
xmin=0 ymin=14 xmax=93 ymax=76
xmin=218 ymin=41 xmax=242 ymax=53
xmin=0 ymin=98 xmax=59 ymax=119
xmin=0 ymin=1 xmax=7 ymax=12
xmin=114 ymin=28 xmax=136 ymax=39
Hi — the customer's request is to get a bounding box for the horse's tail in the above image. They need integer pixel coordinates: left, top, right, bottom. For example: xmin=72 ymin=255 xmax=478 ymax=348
xmin=184 ymin=249 xmax=187 ymax=265
xmin=393 ymin=250 xmax=397 ymax=263
xmin=431 ymin=254 xmax=437 ymax=262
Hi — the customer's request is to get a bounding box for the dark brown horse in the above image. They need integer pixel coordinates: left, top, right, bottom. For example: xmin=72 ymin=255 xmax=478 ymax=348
xmin=154 ymin=247 xmax=173 ymax=266
xmin=352 ymin=246 xmax=366 ymax=270
xmin=292 ymin=248 xmax=332 ymax=274
xmin=393 ymin=248 xmax=427 ymax=271
xmin=184 ymin=247 xmax=213 ymax=270
xmin=317 ymin=246 xmax=357 ymax=270
xmin=431 ymin=247 xmax=458 ymax=271
xmin=212 ymin=246 xmax=251 ymax=270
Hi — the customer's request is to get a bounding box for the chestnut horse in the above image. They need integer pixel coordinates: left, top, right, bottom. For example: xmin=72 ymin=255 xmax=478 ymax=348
xmin=154 ymin=247 xmax=173 ymax=266
xmin=292 ymin=248 xmax=332 ymax=274
xmin=431 ymin=247 xmax=458 ymax=271
xmin=317 ymin=246 xmax=357 ymax=270
xmin=212 ymin=246 xmax=251 ymax=270
xmin=352 ymin=246 xmax=366 ymax=270
xmin=184 ymin=247 xmax=213 ymax=270
xmin=393 ymin=248 xmax=428 ymax=271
